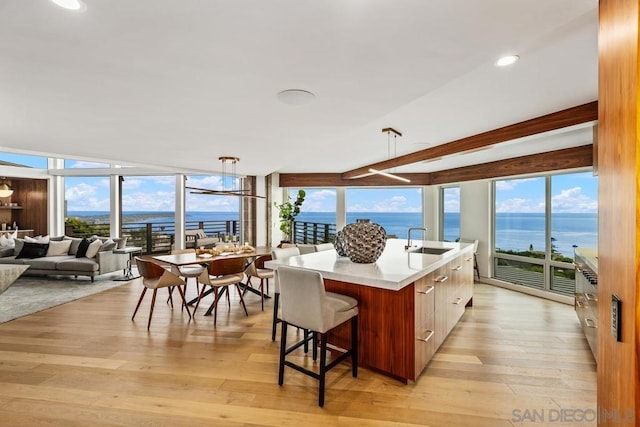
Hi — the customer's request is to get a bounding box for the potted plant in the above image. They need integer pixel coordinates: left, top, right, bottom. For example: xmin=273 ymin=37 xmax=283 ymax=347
xmin=275 ymin=189 xmax=306 ymax=243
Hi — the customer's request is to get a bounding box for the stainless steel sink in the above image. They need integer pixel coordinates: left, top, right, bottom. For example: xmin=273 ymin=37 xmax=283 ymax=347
xmin=409 ymin=247 xmax=452 ymax=255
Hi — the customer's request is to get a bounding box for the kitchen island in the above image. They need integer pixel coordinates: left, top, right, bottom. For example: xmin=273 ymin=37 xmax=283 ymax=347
xmin=266 ymin=239 xmax=475 ymax=383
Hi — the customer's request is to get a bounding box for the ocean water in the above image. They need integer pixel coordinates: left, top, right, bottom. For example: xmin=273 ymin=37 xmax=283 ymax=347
xmin=67 ymin=211 xmax=597 ymax=257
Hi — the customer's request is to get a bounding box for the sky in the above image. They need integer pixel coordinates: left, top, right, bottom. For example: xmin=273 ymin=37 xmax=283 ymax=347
xmin=0 ymin=153 xmax=598 ymax=214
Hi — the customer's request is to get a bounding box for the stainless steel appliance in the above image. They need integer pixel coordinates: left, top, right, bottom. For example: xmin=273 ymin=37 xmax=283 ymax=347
xmin=574 ymin=248 xmax=598 ymax=362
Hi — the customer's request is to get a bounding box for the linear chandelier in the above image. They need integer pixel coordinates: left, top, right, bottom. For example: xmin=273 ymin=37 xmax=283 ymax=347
xmin=364 ymin=128 xmax=411 ymax=183
xmin=187 ymin=156 xmax=265 ymax=199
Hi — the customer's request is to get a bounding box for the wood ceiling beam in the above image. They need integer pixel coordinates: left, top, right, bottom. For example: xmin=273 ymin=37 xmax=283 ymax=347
xmin=342 ymin=101 xmax=598 ymax=180
xmin=279 ymin=145 xmax=593 ymax=188
xmin=429 ymin=145 xmax=594 ymax=185
xmin=278 ymin=173 xmax=431 ymax=188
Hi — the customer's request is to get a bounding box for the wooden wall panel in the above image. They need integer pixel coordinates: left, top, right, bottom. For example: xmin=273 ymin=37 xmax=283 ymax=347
xmin=597 ymin=0 xmax=639 ymax=423
xmin=12 ymin=178 xmax=48 ymax=236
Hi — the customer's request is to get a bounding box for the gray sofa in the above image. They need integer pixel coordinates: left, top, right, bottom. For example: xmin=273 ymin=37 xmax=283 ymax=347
xmin=185 ymin=229 xmax=220 ymax=249
xmin=0 ymin=236 xmax=129 ymax=282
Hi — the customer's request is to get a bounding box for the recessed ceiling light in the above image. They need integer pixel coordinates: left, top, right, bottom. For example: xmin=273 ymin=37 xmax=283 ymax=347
xmin=50 ymin=0 xmax=87 ymax=11
xmin=496 ymin=55 xmax=519 ymax=67
xmin=277 ymin=89 xmax=316 ymax=106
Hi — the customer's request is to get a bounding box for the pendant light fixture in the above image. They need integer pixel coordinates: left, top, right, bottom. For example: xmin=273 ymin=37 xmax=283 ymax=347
xmin=0 ymin=178 xmax=13 ymax=198
xmin=186 ymin=157 xmax=265 ymax=199
xmin=367 ymin=128 xmax=411 ymax=183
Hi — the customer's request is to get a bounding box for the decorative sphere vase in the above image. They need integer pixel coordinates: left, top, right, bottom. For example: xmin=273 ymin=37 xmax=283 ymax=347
xmin=334 ymin=230 xmax=348 ymax=257
xmin=342 ymin=220 xmax=387 ymax=263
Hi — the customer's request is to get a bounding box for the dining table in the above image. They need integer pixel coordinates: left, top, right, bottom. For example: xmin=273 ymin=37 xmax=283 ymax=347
xmin=152 ymin=246 xmax=274 ymax=315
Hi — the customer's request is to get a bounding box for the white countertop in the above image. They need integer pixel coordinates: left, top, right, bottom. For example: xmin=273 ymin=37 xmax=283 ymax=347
xmin=265 ymin=239 xmax=474 ymax=291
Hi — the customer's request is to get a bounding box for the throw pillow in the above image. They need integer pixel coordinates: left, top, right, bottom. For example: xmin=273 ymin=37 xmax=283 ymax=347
xmin=13 ymin=238 xmax=25 ymax=256
xmin=85 ymin=239 xmax=102 ymax=259
xmin=16 ymin=241 xmax=49 ymax=259
xmin=76 ymin=238 xmax=91 ymax=258
xmin=99 ymin=238 xmax=116 ymax=252
xmin=24 ymin=235 xmax=50 ymax=243
xmin=0 ymin=234 xmax=14 ymax=248
xmin=46 ymin=240 xmax=72 ymax=257
xmin=113 ymin=237 xmax=128 ymax=249
xmin=64 ymin=236 xmax=83 ymax=255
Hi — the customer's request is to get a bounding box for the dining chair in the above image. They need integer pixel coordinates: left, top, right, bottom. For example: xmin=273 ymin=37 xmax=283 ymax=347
xmin=243 ymin=254 xmax=274 ymax=311
xmin=169 ymin=248 xmax=206 ymax=296
xmin=314 ymin=243 xmax=334 ymax=252
xmin=194 ymin=256 xmax=247 ymax=325
xmin=271 ymin=246 xmax=301 ymax=341
xmin=132 ymin=257 xmax=191 ymax=330
xmin=277 ymin=266 xmax=359 ymax=407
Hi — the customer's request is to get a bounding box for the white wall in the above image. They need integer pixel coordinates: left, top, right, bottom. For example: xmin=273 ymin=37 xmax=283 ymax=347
xmin=459 ymin=180 xmax=491 ymax=279
xmin=423 ymin=185 xmax=439 ymax=240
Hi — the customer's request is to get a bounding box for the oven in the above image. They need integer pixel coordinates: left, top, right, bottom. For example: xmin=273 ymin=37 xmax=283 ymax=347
xmin=574 ymin=248 xmax=598 ymax=362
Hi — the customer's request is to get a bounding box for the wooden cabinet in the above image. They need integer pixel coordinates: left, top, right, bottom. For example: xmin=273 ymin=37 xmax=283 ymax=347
xmin=414 ymin=273 xmax=436 ymax=377
xmin=433 ymin=264 xmax=450 ymax=350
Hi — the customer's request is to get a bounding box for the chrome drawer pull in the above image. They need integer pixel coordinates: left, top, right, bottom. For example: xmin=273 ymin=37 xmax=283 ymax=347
xmin=576 ymin=300 xmax=587 ymax=308
xmin=585 ymin=318 xmax=597 ymax=328
xmin=451 ymin=265 xmax=462 ymax=271
xmin=435 ymin=275 xmax=448 ymax=283
xmin=453 ymin=297 xmax=462 ymax=305
xmin=417 ymin=285 xmax=434 ymax=295
xmin=585 ymin=293 xmax=598 ymax=302
xmin=417 ymin=330 xmax=434 ymax=343
xmin=465 ymin=257 xmax=473 ymax=262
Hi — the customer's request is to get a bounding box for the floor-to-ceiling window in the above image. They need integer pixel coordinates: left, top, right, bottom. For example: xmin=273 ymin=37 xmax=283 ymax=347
xmin=346 ymin=187 xmax=423 ymax=239
xmin=441 ymin=186 xmax=460 ymax=242
xmin=493 ymin=171 xmax=597 ymax=296
xmin=186 ymin=174 xmax=240 ymax=241
xmin=288 ymin=188 xmax=336 ymax=243
xmin=121 ymin=175 xmax=175 ymax=253
xmin=64 ymin=176 xmax=111 ymax=236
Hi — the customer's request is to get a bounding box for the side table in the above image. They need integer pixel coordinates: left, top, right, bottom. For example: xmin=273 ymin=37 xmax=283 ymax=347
xmin=113 ymin=246 xmax=143 ymax=281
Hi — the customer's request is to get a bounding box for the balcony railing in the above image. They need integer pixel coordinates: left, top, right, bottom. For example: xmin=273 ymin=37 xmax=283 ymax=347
xmin=65 ymin=218 xmax=335 ymax=252
xmin=292 ymin=221 xmax=336 ymax=244
xmin=65 ymin=219 xmax=240 ymax=254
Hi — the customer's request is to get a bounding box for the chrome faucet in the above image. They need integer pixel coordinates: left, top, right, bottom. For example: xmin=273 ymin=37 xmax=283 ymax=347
xmin=406 ymin=227 xmax=427 ymax=250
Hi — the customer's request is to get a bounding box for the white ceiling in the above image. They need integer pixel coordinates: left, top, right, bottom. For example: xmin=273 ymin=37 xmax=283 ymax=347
xmin=0 ymin=0 xmax=598 ymax=178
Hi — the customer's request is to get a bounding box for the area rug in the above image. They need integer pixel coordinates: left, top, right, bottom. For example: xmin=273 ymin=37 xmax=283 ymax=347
xmin=0 ymin=274 xmax=130 ymax=324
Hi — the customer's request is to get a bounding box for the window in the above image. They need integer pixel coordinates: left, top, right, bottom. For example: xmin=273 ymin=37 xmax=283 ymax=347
xmin=64 ymin=176 xmax=111 ymax=237
xmin=493 ymin=171 xmax=598 ymax=296
xmin=550 ymin=172 xmax=598 ymax=261
xmin=121 ymin=176 xmax=175 ymax=253
xmin=186 ymin=174 xmax=240 ymax=240
xmin=495 ymin=177 xmax=546 ymax=259
xmin=64 ymin=160 xmax=110 ymax=169
xmin=346 ymin=188 xmax=423 ymax=239
xmin=0 ymin=152 xmax=48 ymax=169
xmin=441 ymin=186 xmax=460 ymax=242
xmin=288 ymin=188 xmax=336 ymax=243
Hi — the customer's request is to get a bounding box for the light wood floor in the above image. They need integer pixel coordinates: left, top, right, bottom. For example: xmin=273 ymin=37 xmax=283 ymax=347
xmin=0 ymin=280 xmax=596 ymax=426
